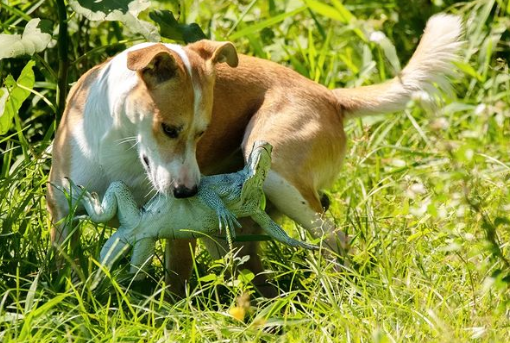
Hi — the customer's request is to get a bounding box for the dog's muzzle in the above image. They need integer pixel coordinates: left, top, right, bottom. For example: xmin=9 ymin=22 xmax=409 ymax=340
xmin=173 ymin=184 xmax=198 ymax=198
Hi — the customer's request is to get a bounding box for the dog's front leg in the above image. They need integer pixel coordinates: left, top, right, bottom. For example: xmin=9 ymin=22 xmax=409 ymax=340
xmin=164 ymin=239 xmax=197 ymax=297
xmin=201 ymin=215 xmax=279 ymax=298
xmin=130 ymin=237 xmax=157 ymax=277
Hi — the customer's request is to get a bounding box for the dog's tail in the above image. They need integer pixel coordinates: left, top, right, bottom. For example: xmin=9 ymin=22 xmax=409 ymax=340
xmin=332 ymin=14 xmax=463 ymax=119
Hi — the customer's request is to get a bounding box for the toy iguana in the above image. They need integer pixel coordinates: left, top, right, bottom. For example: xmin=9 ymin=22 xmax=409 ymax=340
xmin=69 ymin=141 xmax=318 ymax=275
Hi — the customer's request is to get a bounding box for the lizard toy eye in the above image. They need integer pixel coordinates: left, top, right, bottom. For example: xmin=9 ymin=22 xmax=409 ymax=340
xmin=162 ymin=123 xmax=179 ymax=139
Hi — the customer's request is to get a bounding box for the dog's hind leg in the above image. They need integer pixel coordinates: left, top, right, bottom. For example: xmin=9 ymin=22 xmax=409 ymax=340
xmin=263 ymin=171 xmax=348 ymax=255
xmin=240 ymin=98 xmax=348 ymax=258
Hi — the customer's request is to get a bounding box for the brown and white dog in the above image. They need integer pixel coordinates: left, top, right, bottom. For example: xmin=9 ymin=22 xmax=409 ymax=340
xmin=47 ymin=14 xmax=463 ymax=295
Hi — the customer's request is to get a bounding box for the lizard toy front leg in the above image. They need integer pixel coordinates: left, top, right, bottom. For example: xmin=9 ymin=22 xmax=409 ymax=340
xmin=250 ymin=210 xmax=318 ymax=251
xmin=197 ymin=181 xmax=241 ymax=249
xmin=67 ymin=178 xmax=116 ymax=223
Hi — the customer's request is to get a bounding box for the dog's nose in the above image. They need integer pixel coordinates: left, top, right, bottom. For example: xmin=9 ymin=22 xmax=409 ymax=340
xmin=173 ymin=185 xmax=198 ymax=198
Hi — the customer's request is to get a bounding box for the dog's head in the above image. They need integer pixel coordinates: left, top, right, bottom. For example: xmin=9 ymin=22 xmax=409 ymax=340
xmin=126 ymin=41 xmax=238 ymax=198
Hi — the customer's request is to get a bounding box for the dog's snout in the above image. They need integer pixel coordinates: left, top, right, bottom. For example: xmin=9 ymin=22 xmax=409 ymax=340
xmin=173 ymin=184 xmax=198 ymax=198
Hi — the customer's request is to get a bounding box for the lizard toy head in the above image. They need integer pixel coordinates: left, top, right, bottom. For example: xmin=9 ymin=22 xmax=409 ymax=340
xmin=246 ymin=141 xmax=273 ymax=182
xmin=240 ymin=141 xmax=273 ymax=204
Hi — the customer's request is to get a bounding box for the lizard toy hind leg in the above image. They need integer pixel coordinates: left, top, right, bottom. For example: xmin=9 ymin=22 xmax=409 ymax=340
xmin=68 ymin=179 xmax=144 ymax=271
xmin=68 ymin=179 xmax=141 ymax=227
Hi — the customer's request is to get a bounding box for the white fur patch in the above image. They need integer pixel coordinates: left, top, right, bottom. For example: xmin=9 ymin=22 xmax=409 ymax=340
xmin=162 ymin=44 xmax=203 ymax=124
xmin=263 ymin=170 xmax=346 ymax=252
xmin=263 ymin=171 xmax=330 ymax=232
xmin=193 ymin=83 xmax=203 ymax=121
xmin=74 ymin=53 xmax=138 ymax=160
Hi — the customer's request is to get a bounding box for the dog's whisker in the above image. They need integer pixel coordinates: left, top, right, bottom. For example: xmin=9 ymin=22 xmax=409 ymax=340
xmin=127 ymin=141 xmax=140 ymax=151
xmin=144 ymin=181 xmax=157 ymax=199
xmin=116 ymin=138 xmax=140 ymax=152
xmin=115 ymin=136 xmax=138 ymax=145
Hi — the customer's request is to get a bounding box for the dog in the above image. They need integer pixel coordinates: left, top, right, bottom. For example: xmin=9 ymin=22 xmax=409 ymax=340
xmin=47 ymin=14 xmax=463 ymax=296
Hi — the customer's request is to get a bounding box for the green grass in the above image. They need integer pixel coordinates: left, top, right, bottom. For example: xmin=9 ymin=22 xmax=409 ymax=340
xmin=1 ymin=0 xmax=510 ymax=341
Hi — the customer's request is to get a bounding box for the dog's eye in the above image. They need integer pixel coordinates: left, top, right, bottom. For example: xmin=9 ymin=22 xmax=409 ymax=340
xmin=162 ymin=123 xmax=179 ymax=139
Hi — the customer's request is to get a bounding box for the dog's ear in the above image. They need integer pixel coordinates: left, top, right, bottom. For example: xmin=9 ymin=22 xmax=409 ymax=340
xmin=191 ymin=40 xmax=239 ymax=68
xmin=127 ymin=44 xmax=180 ymax=87
xmin=210 ymin=41 xmax=238 ymax=67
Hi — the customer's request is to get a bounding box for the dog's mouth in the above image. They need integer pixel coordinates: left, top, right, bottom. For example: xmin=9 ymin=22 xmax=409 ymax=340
xmin=142 ymin=154 xmax=150 ymax=171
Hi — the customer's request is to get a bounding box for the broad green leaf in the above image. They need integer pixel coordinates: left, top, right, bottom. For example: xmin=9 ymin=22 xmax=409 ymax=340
xmin=305 ymin=0 xmax=347 ymax=23
xmin=0 ymin=61 xmax=35 ymax=135
xmin=69 ymin=0 xmax=160 ymax=42
xmin=229 ymin=6 xmax=307 ymax=40
xmin=330 ymin=0 xmax=355 ymax=23
xmin=0 ymin=19 xmax=51 ymax=59
xmin=237 ymin=269 xmax=255 ymax=283
xmin=149 ymin=10 xmax=206 ymax=43
xmin=0 ymin=89 xmax=7 ymax=120
xmin=198 ymin=274 xmax=217 ymax=283
xmin=454 ymin=61 xmax=483 ymax=81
